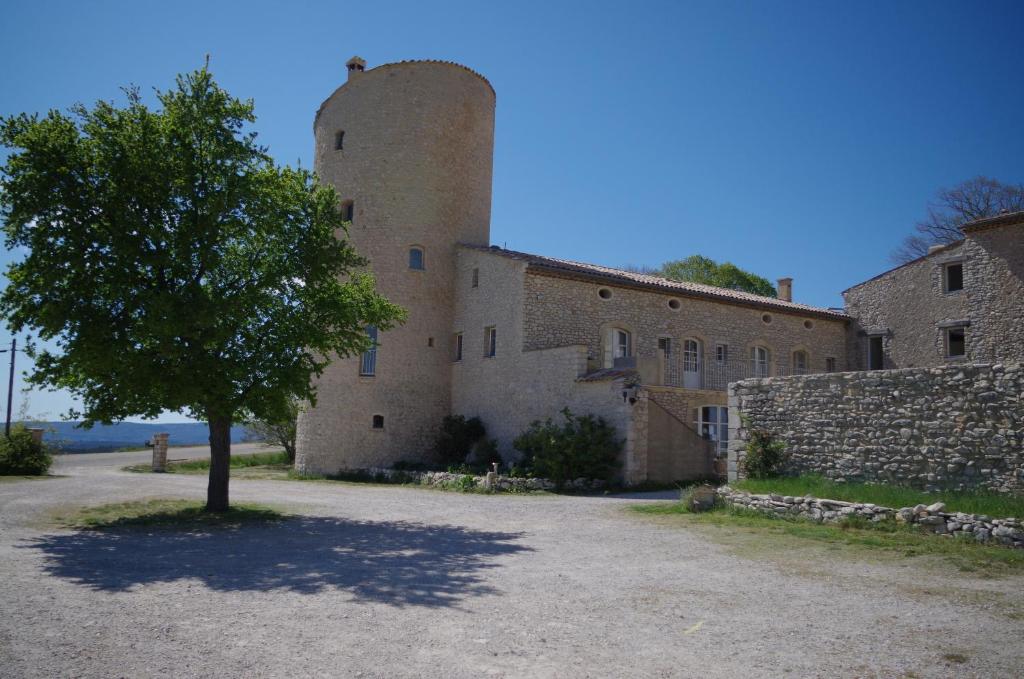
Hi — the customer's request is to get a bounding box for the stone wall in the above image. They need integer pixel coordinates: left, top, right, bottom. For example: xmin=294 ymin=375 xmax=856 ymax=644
xmin=717 ymin=487 xmax=1024 ymax=548
xmin=727 ymin=363 xmax=1024 ymax=492
xmin=843 ymin=221 xmax=1023 ymax=370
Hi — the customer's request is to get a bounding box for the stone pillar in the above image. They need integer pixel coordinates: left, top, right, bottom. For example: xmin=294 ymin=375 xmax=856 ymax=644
xmin=27 ymin=428 xmax=44 ymax=445
xmin=151 ymin=433 xmax=169 ymax=472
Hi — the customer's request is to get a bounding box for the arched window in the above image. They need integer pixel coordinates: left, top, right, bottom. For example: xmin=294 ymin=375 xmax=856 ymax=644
xmin=409 ymin=247 xmax=424 ymax=270
xmin=682 ymin=338 xmax=702 ymax=389
xmin=750 ymin=345 xmax=770 ymax=377
xmin=603 ymin=327 xmax=632 ymax=368
xmin=792 ymin=350 xmax=809 ymax=375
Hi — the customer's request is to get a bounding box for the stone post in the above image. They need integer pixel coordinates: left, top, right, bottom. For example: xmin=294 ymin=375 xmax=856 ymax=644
xmin=151 ymin=432 xmax=169 ymax=472
xmin=27 ymin=428 xmax=44 ymax=445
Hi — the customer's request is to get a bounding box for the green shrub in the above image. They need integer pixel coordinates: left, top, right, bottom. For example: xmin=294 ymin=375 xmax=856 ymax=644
xmin=472 ymin=438 xmax=502 ymax=469
xmin=743 ymin=430 xmax=788 ymax=479
xmin=512 ymin=408 xmax=621 ymax=489
xmin=434 ymin=415 xmax=486 ymax=467
xmin=0 ymin=425 xmax=53 ymax=475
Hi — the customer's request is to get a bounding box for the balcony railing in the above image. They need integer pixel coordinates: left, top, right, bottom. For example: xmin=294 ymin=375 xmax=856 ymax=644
xmin=661 ymin=356 xmax=818 ymax=391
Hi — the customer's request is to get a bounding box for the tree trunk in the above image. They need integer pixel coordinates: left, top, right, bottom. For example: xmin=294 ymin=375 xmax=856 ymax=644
xmin=206 ymin=415 xmax=232 ymax=512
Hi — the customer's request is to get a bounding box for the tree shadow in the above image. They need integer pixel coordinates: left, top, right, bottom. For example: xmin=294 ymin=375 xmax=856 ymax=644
xmin=22 ymin=516 xmax=532 ymax=608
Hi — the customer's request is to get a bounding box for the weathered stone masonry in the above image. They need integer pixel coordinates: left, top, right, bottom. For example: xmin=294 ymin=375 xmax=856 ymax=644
xmin=728 ymin=363 xmax=1024 ymax=492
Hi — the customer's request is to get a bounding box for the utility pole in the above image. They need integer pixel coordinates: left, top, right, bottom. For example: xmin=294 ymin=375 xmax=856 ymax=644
xmin=3 ymin=339 xmax=14 ymax=437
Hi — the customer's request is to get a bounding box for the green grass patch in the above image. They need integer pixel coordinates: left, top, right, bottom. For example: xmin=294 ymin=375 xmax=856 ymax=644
xmin=632 ymin=502 xmax=1024 ymax=576
xmin=125 ymin=450 xmax=289 ymax=474
xmin=54 ymin=498 xmax=286 ymax=530
xmin=733 ymin=474 xmax=1024 ymax=517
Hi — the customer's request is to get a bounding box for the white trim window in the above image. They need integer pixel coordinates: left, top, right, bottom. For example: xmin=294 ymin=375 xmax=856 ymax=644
xmin=604 ymin=327 xmax=631 ymax=367
xmin=751 ymin=345 xmax=770 ymax=377
xmin=359 ymin=326 xmax=378 ymax=376
xmin=484 ymin=326 xmax=497 ymax=358
xmin=697 ymin=405 xmax=729 ymax=455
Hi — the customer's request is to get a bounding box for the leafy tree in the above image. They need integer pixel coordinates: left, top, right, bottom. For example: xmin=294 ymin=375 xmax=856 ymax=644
xmin=892 ymin=176 xmax=1024 ymax=263
xmin=244 ymin=396 xmax=302 ymax=464
xmin=0 ymin=66 xmax=404 ymax=511
xmin=658 ymin=255 xmax=776 ymax=297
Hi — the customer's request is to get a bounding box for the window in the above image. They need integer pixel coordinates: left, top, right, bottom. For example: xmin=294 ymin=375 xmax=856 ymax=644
xmin=427 ymin=337 xmax=434 ymax=348
xmin=792 ymin=350 xmax=809 ymax=375
xmin=868 ymin=336 xmax=884 ymax=370
xmin=667 ymin=299 xmax=681 ymax=310
xmin=372 ymin=414 xmax=384 ymax=429
xmin=359 ymin=326 xmax=378 ymax=376
xmin=751 ymin=346 xmax=770 ymax=377
xmin=657 ymin=337 xmax=672 ymax=358
xmin=335 ymin=131 xmax=345 ymax=150
xmin=472 ymin=268 xmax=479 ymax=288
xmin=715 ymin=343 xmax=729 ymax=364
xmin=340 ymin=200 xmax=354 ymax=223
xmin=944 ymin=262 xmax=964 ymax=292
xmin=697 ymin=406 xmax=729 ymax=455
xmin=761 ymin=313 xmax=772 ymax=324
xmin=946 ymin=327 xmax=966 ymax=358
xmin=604 ymin=327 xmax=631 ymax=367
xmin=484 ymin=326 xmax=497 ymax=358
xmin=803 ymin=320 xmax=814 ymax=330
xmin=826 ymin=357 xmax=836 ymax=373
xmin=598 ymin=288 xmax=613 ymax=300
xmin=453 ymin=333 xmax=463 ymax=362
xmin=409 ymin=247 xmax=424 ymax=270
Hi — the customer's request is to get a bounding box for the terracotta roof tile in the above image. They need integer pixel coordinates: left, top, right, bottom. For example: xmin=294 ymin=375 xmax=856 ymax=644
xmin=460 ymin=244 xmax=849 ymax=320
xmin=960 ymin=210 xmax=1024 ymax=233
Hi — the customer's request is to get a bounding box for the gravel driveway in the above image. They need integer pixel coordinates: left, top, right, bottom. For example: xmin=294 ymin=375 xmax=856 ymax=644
xmin=1 ymin=454 xmax=1021 ymax=678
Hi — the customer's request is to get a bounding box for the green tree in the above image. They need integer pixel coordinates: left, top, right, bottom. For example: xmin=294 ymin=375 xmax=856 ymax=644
xmin=659 ymin=255 xmax=776 ymax=297
xmin=0 ymin=66 xmax=404 ymax=511
xmin=892 ymin=176 xmax=1024 ymax=263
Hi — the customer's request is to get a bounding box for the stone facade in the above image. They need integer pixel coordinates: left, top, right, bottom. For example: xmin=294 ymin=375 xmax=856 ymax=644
xmin=728 ymin=363 xmax=1024 ymax=492
xmin=844 ymin=218 xmax=1023 ymax=370
xmin=296 ymin=59 xmax=495 ymax=473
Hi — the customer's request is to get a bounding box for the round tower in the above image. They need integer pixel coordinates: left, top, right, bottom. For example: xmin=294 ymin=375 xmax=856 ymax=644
xmin=296 ymin=57 xmax=496 ymax=473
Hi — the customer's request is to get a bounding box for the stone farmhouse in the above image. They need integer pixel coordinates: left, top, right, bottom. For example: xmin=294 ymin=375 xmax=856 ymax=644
xmin=295 ymin=57 xmax=1024 ymax=485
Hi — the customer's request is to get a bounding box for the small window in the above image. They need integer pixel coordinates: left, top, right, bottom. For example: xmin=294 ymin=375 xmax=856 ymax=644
xmin=427 ymin=337 xmax=434 ymax=348
xmin=803 ymin=320 xmax=814 ymax=330
xmin=715 ymin=344 xmax=729 ymax=364
xmin=761 ymin=313 xmax=772 ymax=324
xmin=371 ymin=414 xmax=384 ymax=429
xmin=667 ymin=298 xmax=681 ymax=310
xmin=696 ymin=405 xmax=729 ymax=455
xmin=359 ymin=326 xmax=378 ymax=376
xmin=657 ymin=337 xmax=672 ymax=358
xmin=340 ymin=200 xmax=354 ymax=223
xmin=868 ymin=336 xmax=884 ymax=370
xmin=751 ymin=345 xmax=770 ymax=377
xmin=946 ymin=327 xmax=966 ymax=358
xmin=598 ymin=288 xmax=612 ymax=300
xmin=472 ymin=268 xmax=479 ymax=288
xmin=453 ymin=333 xmax=463 ymax=362
xmin=825 ymin=357 xmax=836 ymax=373
xmin=792 ymin=350 xmax=809 ymax=375
xmin=604 ymin=328 xmax=631 ymax=367
xmin=944 ymin=263 xmax=964 ymax=293
xmin=484 ymin=326 xmax=497 ymax=358
xmin=409 ymin=247 xmax=424 ymax=270
xmin=335 ymin=131 xmax=345 ymax=150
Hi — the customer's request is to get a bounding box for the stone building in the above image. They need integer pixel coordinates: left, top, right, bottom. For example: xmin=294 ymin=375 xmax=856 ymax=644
xmin=295 ymin=56 xmax=1023 ymax=485
xmin=844 ymin=211 xmax=1024 ymax=370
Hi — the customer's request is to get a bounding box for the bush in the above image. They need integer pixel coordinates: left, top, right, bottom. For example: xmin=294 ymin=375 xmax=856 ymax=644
xmin=0 ymin=425 xmax=53 ymax=475
xmin=471 ymin=438 xmax=502 ymax=469
xmin=434 ymin=415 xmax=486 ymax=467
xmin=512 ymin=408 xmax=621 ymax=489
xmin=743 ymin=430 xmax=788 ymax=479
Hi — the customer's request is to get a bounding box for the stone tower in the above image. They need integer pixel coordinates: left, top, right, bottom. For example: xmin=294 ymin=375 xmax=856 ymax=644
xmin=295 ymin=57 xmax=496 ymax=473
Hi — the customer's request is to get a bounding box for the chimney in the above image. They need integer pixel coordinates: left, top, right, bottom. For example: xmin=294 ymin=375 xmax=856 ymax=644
xmin=777 ymin=277 xmax=793 ymax=302
xmin=346 ymin=56 xmax=366 ymax=81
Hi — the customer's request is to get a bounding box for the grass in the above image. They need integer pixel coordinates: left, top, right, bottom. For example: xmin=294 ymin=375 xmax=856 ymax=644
xmin=54 ymin=498 xmax=286 ymax=530
xmin=733 ymin=474 xmax=1024 ymax=517
xmin=632 ymin=502 xmax=1024 ymax=576
xmin=125 ymin=450 xmax=290 ymax=474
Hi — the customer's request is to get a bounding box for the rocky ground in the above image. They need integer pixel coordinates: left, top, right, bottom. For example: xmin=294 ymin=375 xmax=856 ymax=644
xmin=1 ymin=452 xmax=1022 ymax=678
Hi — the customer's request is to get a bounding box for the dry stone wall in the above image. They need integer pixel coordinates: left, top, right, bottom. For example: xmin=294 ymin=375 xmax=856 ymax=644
xmin=727 ymin=363 xmax=1024 ymax=492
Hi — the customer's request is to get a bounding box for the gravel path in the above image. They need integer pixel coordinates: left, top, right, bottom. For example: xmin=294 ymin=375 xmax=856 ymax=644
xmin=1 ymin=454 xmax=1022 ymax=678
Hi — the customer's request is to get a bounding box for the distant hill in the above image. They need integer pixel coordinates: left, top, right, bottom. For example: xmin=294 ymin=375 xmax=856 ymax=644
xmin=24 ymin=421 xmax=256 ymax=453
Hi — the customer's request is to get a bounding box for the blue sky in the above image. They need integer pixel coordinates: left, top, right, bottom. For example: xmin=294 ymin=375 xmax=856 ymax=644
xmin=1 ymin=0 xmax=1022 ymax=421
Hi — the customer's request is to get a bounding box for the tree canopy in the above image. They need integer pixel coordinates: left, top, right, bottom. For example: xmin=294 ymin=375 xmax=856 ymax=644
xmin=0 ymin=67 xmax=404 ymax=510
xmin=892 ymin=176 xmax=1024 ymax=263
xmin=658 ymin=255 xmax=776 ymax=297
